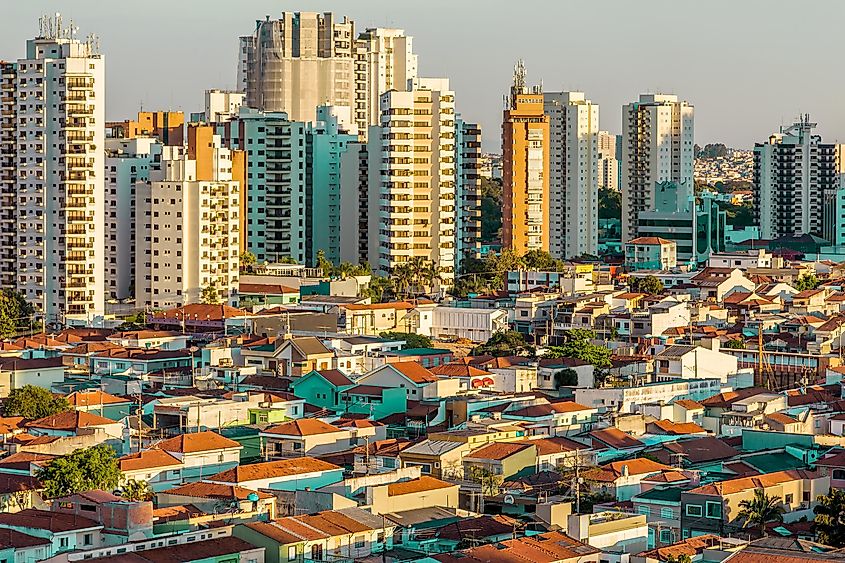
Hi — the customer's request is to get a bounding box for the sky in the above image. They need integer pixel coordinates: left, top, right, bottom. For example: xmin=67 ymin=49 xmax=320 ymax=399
xmin=4 ymin=0 xmax=845 ymax=151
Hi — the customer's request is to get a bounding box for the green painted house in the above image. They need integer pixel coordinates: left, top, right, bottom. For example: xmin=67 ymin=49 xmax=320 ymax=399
xmin=340 ymin=385 xmax=407 ymax=420
xmin=289 ymin=369 xmax=355 ymax=412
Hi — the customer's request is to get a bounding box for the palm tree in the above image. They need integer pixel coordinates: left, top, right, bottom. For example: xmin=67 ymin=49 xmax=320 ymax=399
xmin=390 ymin=264 xmax=414 ymax=299
xmin=419 ymin=260 xmax=444 ymax=295
xmin=737 ymin=489 xmax=785 ymax=536
xmin=814 ymin=488 xmax=845 ymax=547
xmin=334 ymin=262 xmax=355 ymax=280
xmin=406 ymin=257 xmax=428 ymax=296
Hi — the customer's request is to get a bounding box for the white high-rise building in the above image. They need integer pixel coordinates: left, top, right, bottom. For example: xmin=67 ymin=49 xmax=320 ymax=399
xmin=356 ymin=28 xmax=418 ymax=128
xmin=621 ymin=94 xmax=694 ymax=243
xmin=135 ymin=135 xmax=240 ymax=309
xmin=204 ymin=89 xmax=245 ymax=124
xmin=370 ymin=78 xmax=456 ymax=287
xmin=15 ymin=18 xmax=105 ymax=325
xmin=105 ymin=137 xmax=162 ymax=300
xmin=544 ymin=92 xmax=599 ymax=258
xmin=242 ymin=14 xmax=418 ymax=137
xmin=597 ymin=130 xmax=618 ymax=191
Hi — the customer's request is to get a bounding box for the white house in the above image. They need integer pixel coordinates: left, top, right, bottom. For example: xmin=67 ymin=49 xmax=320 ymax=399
xmin=428 ymin=306 xmax=509 ymax=343
xmin=653 ymin=343 xmax=738 ymax=383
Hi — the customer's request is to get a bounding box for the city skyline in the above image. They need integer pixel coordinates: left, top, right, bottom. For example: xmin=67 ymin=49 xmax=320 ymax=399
xmin=4 ymin=0 xmax=845 ymax=150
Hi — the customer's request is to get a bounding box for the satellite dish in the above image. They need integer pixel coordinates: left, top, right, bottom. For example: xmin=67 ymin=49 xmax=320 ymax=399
xmin=503 ymin=494 xmax=515 ymax=505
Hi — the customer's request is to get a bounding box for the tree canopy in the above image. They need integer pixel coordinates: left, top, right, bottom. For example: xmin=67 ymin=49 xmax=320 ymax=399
xmin=795 ymin=273 xmax=820 ymax=292
xmin=0 ymin=289 xmax=35 ymax=338
xmin=543 ymin=329 xmax=611 ymax=369
xmin=598 ymin=187 xmax=621 ymax=221
xmin=481 ymin=177 xmax=502 ymax=243
xmin=471 ymin=330 xmax=534 ymax=357
xmin=630 ymin=275 xmax=664 ymax=295
xmin=200 ymin=283 xmax=221 ymax=304
xmin=379 ymin=331 xmax=433 ymax=350
xmin=554 ymin=368 xmax=579 ymax=387
xmin=814 ymin=488 xmax=845 ymax=547
xmin=737 ymin=488 xmax=785 ymax=536
xmin=37 ymin=445 xmax=122 ymax=498
xmin=3 ymin=385 xmax=69 ymax=420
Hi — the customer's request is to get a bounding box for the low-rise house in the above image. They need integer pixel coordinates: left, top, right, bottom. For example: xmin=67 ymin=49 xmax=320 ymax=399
xmin=582 ymin=458 xmax=673 ymax=501
xmin=88 ymin=347 xmax=192 ymax=378
xmin=625 ymin=237 xmax=677 ymax=271
xmin=339 ymin=385 xmax=407 ymax=420
xmin=157 ymin=481 xmax=276 ymax=519
xmin=153 ymin=431 xmax=242 ymax=482
xmin=428 ymin=306 xmax=509 ymax=343
xmin=241 ymin=337 xmax=334 ymax=377
xmin=462 ymin=442 xmax=537 ymax=481
xmin=0 ymin=508 xmax=104 ymax=555
xmin=649 ymin=436 xmax=740 ymax=470
xmin=66 ymin=389 xmax=134 ymax=421
xmin=653 ymin=344 xmax=738 ymax=383
xmin=89 ymin=537 xmax=266 ymax=563
xmin=522 ymin=436 xmax=595 ymax=472
xmin=567 ymin=511 xmax=649 ymax=558
xmin=336 ymin=301 xmax=415 ymax=335
xmin=0 ymin=529 xmax=51 ymax=563
xmin=691 ymin=268 xmax=756 ymax=302
xmin=432 ymin=530 xmax=600 ymax=563
xmin=632 ymin=486 xmax=685 ymax=548
xmin=680 ymin=469 xmax=829 ymax=537
xmin=645 ymin=420 xmax=708 ymax=436
xmin=260 ymin=419 xmax=352 ymax=458
xmin=355 ymin=361 xmax=444 ymax=401
xmin=398 ymin=440 xmax=471 ymax=480
xmin=234 ymin=507 xmax=394 ymax=563
xmin=0 ymin=357 xmax=66 ymax=398
xmin=366 ymin=476 xmax=459 ymax=515
xmin=205 ymin=457 xmax=344 ymax=491
xmin=51 ymin=490 xmax=153 ymax=542
xmin=119 ymin=449 xmax=183 ymax=492
xmin=701 ymin=389 xmax=787 ymax=436
xmin=26 ymin=411 xmax=123 ymax=440
xmin=586 ymin=427 xmax=645 ymax=455
xmin=289 ymin=369 xmax=354 ymax=413
xmin=538 ymin=357 xmax=595 ymax=391
xmin=106 ymin=330 xmax=191 ymax=351
xmin=575 ymin=379 xmax=724 ymax=414
xmin=0 ymin=474 xmax=42 ymax=513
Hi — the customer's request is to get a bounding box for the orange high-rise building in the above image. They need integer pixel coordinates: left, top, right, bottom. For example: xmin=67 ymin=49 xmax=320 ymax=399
xmin=502 ymin=61 xmax=549 ymax=253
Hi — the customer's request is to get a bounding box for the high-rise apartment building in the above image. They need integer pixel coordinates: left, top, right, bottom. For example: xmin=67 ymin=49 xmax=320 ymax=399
xmin=242 ymin=14 xmax=418 ymax=137
xmin=502 ymin=62 xmax=549 ymax=254
xmin=15 ymin=20 xmax=105 ymax=325
xmin=106 ymin=111 xmax=184 ymax=146
xmin=621 ymin=94 xmax=694 ymax=243
xmin=371 ymin=78 xmax=457 ymax=286
xmin=544 ymin=92 xmax=599 ymax=258
xmin=356 ymin=28 xmax=418 ymax=129
xmin=306 ymin=106 xmax=358 ymax=265
xmin=455 ymin=117 xmax=482 ymax=272
xmin=244 ymin=13 xmax=356 ymax=128
xmin=753 ymin=116 xmax=837 ymax=240
xmin=135 ymin=129 xmax=241 ymax=309
xmin=0 ymin=62 xmax=16 ymax=290
xmin=204 ymin=89 xmax=245 ymax=123
xmin=216 ymin=109 xmax=307 ymax=264
xmin=597 ymin=130 xmax=618 ymax=191
xmin=105 ymin=137 xmax=162 ymax=300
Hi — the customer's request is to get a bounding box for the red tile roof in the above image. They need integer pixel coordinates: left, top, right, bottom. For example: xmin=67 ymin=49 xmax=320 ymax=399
xmin=27 ymin=410 xmax=115 ymax=431
xmin=389 ymin=361 xmax=439 ymax=384
xmin=262 ymin=418 xmax=345 ymax=437
xmin=207 ymin=457 xmax=340 ymax=483
xmin=162 ymin=481 xmax=273 ymax=501
xmin=387 ymin=476 xmax=455 ymax=496
xmin=119 ymin=449 xmax=182 ymax=472
xmin=466 ymin=442 xmax=535 ymax=461
xmin=154 ymin=431 xmax=241 ymax=454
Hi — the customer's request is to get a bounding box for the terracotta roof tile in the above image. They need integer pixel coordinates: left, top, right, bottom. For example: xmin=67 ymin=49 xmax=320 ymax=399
xmin=162 ymin=481 xmax=273 ymax=501
xmin=27 ymin=410 xmax=114 ymax=431
xmin=466 ymin=442 xmax=534 ymax=461
xmin=154 ymin=430 xmax=241 ymax=454
xmin=119 ymin=450 xmax=182 ymax=472
xmin=207 ymin=457 xmax=340 ymax=483
xmin=262 ymin=419 xmax=345 ymax=437
xmin=387 ymin=476 xmax=455 ymax=496
xmin=389 ymin=361 xmax=439 ymax=384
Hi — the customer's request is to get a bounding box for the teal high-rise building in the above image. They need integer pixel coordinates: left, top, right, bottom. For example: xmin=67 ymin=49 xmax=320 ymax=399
xmin=306 ymin=106 xmax=359 ymax=266
xmin=217 ymin=108 xmax=307 ymax=264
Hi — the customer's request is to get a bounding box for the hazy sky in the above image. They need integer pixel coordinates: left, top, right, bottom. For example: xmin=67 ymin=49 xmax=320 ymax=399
xmin=4 ymin=0 xmax=844 ymax=150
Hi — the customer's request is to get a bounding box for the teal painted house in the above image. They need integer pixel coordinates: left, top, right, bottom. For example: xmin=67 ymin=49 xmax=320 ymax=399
xmin=290 ymin=369 xmax=355 ymax=412
xmin=340 ymin=385 xmax=407 ymax=420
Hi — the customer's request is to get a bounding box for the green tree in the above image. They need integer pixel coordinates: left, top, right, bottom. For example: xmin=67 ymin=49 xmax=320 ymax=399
xmin=598 ymin=187 xmax=622 ymax=221
xmin=278 ymin=256 xmax=298 ymax=264
xmin=667 ymin=555 xmax=693 ymax=563
xmin=3 ymin=385 xmax=69 ymax=419
xmin=239 ymin=251 xmax=257 ymax=272
xmin=466 ymin=465 xmax=503 ymax=496
xmin=480 ymin=177 xmax=503 ymax=243
xmin=120 ymin=479 xmax=153 ymax=502
xmin=630 ymin=275 xmax=664 ymax=295
xmin=554 ymin=368 xmax=579 ymax=387
xmin=523 ymin=250 xmax=557 ymax=270
xmin=471 ymin=330 xmax=535 ymax=357
xmin=737 ymin=489 xmax=785 ymax=536
xmin=0 ymin=289 xmax=35 ymax=338
xmin=200 ymin=283 xmax=221 ymax=304
xmin=485 ymin=248 xmax=525 ymax=290
xmin=725 ymin=339 xmax=745 ymax=349
xmin=543 ymin=329 xmax=612 ymax=369
xmin=315 ymin=250 xmax=333 ymax=277
xmin=363 ymin=275 xmax=393 ymax=303
xmin=814 ymin=488 xmax=845 ymax=547
xmin=379 ymin=331 xmax=433 ymax=350
xmin=36 ymin=445 xmax=122 ymax=498
xmin=795 ymin=273 xmax=820 ymax=292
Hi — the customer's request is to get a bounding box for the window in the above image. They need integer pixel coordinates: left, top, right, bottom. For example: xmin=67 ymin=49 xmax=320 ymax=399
xmin=685 ymin=504 xmax=702 ymax=517
xmin=660 ymin=507 xmax=673 ymax=519
xmin=83 ymin=533 xmax=93 ymax=546
xmin=354 ymin=536 xmax=365 ymax=548
xmin=637 ymin=506 xmax=650 ymax=516
xmin=784 ymin=493 xmax=793 ymax=505
xmin=660 ymin=529 xmax=672 ymax=543
xmin=705 ymin=501 xmax=721 ymax=519
xmin=59 ymin=537 xmax=69 ymax=549
xmin=288 ymin=546 xmax=297 ymax=561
